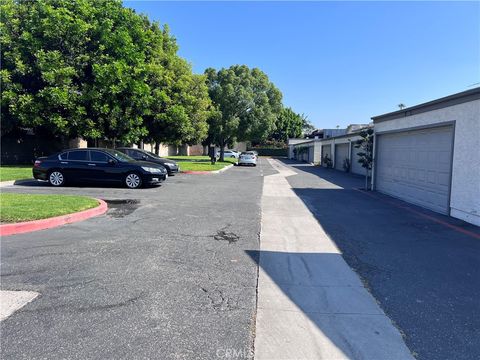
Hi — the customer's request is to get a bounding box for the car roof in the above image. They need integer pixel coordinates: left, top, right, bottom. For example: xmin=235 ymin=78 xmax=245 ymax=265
xmin=60 ymin=147 xmax=114 ymax=151
xmin=61 ymin=147 xmax=141 ymax=152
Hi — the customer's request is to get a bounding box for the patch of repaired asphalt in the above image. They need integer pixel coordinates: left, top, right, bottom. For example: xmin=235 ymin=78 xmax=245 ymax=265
xmin=104 ymin=199 xmax=140 ymax=218
xmin=212 ymin=227 xmax=240 ymax=244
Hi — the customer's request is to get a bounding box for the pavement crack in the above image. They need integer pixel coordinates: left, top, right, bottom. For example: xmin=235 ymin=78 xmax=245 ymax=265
xmin=30 ymin=294 xmax=144 ymax=313
xmin=212 ymin=225 xmax=240 ymax=244
xmin=199 ymin=286 xmax=237 ymax=311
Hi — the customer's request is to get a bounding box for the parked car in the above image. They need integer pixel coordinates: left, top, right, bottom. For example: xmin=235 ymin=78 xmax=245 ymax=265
xmin=223 ymin=150 xmax=239 ymax=159
xmin=33 ymin=148 xmax=168 ymax=189
xmin=117 ymin=147 xmax=179 ymax=175
xmin=238 ymin=151 xmax=257 ymax=166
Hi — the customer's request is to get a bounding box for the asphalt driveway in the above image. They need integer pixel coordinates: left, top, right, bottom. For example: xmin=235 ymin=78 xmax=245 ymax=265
xmin=0 ymin=160 xmax=275 ymax=359
xmin=279 ymin=159 xmax=480 ymax=360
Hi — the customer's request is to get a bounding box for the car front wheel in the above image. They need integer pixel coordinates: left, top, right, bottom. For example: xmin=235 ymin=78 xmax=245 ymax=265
xmin=48 ymin=170 xmax=65 ymax=186
xmin=125 ymin=173 xmax=142 ymax=189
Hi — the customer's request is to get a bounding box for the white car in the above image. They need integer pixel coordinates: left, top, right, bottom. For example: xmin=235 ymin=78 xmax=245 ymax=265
xmin=238 ymin=151 xmax=257 ymax=166
xmin=223 ymin=150 xmax=239 ymax=159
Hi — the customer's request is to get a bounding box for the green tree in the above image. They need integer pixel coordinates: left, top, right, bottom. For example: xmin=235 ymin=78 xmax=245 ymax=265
xmin=143 ymin=38 xmax=211 ymax=153
xmin=354 ymin=128 xmax=374 ymax=190
xmin=205 ymin=65 xmax=283 ymax=161
xmin=270 ymin=107 xmax=310 ymax=142
xmin=1 ymin=0 xmax=209 ymax=148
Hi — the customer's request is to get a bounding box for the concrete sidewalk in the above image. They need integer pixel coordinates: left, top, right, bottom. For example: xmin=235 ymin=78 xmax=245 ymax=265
xmin=254 ymin=158 xmax=413 ymax=359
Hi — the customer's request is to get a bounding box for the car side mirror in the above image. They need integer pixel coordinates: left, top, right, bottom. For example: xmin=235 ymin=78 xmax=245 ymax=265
xmin=108 ymin=159 xmax=116 ymax=165
xmin=142 ymin=155 xmax=148 ymax=160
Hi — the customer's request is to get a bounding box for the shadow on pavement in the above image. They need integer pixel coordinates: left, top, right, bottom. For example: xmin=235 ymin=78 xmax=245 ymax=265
xmin=246 ymin=250 xmax=412 ymax=359
xmin=272 ymin=158 xmax=480 ymax=360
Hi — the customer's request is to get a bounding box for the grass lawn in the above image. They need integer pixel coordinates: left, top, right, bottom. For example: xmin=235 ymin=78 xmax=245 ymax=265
xmin=0 ymin=193 xmax=99 ymax=223
xmin=166 ymin=155 xmax=236 ymax=172
xmin=0 ymin=166 xmax=33 ymax=181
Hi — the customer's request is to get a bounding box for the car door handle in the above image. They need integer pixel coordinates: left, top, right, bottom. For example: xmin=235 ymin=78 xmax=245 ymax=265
xmin=87 ymin=163 xmax=96 ymax=166
xmin=61 ymin=161 xmax=68 ymax=164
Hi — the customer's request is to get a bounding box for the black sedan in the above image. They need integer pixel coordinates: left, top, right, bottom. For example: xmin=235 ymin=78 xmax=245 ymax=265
xmin=117 ymin=147 xmax=179 ymax=175
xmin=33 ymin=148 xmax=168 ymax=188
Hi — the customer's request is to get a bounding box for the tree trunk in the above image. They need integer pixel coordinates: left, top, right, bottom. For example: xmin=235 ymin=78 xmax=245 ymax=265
xmin=219 ymin=139 xmax=225 ymax=162
xmin=365 ymin=168 xmax=369 ymax=190
xmin=154 ymin=142 xmax=160 ymax=156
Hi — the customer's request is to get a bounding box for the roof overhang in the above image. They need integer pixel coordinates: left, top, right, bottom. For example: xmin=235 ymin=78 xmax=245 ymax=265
xmin=371 ymin=87 xmax=480 ymax=123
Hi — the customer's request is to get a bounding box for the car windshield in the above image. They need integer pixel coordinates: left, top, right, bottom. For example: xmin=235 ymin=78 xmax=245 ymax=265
xmin=103 ymin=149 xmax=133 ymax=162
xmin=241 ymin=152 xmax=253 ymax=155
xmin=146 ymin=151 xmax=162 ymax=159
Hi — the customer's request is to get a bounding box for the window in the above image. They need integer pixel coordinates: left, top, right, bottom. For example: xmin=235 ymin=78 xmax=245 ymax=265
xmin=59 ymin=152 xmax=68 ymax=160
xmin=103 ymin=149 xmax=133 ymax=162
xmin=68 ymin=150 xmax=88 ymax=161
xmin=90 ymin=151 xmax=110 ymax=163
xmin=130 ymin=150 xmax=144 ymax=160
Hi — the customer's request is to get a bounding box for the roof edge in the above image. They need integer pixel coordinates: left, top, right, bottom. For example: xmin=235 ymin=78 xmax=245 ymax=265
xmin=371 ymin=87 xmax=480 ymax=123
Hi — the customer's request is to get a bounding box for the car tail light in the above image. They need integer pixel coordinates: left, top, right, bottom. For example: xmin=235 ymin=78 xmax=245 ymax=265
xmin=34 ymin=160 xmax=42 ymax=167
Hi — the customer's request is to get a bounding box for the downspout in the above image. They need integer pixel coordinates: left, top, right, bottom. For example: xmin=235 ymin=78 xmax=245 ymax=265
xmin=348 ymin=139 xmax=352 ymax=173
xmin=332 ymin=138 xmax=336 ymax=169
xmin=371 ymin=132 xmax=377 ymax=191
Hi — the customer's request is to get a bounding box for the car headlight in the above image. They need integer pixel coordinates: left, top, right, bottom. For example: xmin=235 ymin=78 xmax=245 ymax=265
xmin=141 ymin=166 xmax=162 ymax=173
xmin=164 ymin=162 xmax=176 ymax=167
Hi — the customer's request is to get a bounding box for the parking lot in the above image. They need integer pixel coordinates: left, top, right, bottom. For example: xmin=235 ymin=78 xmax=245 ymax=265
xmin=2 ymin=158 xmax=480 ymax=360
xmin=1 ymin=160 xmax=272 ymax=359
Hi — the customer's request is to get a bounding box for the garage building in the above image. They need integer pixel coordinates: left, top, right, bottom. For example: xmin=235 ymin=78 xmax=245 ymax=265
xmin=372 ymin=88 xmax=480 ymax=226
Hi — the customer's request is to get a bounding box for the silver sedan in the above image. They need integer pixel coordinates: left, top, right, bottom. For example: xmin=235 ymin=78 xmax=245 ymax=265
xmin=238 ymin=151 xmax=257 ymax=166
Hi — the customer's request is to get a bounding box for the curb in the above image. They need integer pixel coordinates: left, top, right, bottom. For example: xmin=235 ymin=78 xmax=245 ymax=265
xmin=0 ymin=180 xmax=16 ymax=187
xmin=0 ymin=199 xmax=108 ymax=237
xmin=182 ymin=164 xmax=234 ymax=175
xmin=0 ymin=179 xmax=33 ymax=188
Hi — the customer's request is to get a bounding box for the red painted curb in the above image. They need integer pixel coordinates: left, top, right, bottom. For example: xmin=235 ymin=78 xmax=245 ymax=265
xmin=0 ymin=199 xmax=108 ymax=237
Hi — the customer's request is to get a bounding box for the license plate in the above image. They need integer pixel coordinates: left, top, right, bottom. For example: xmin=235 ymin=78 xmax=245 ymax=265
xmin=152 ymin=177 xmax=159 ymax=181
xmin=166 ymin=174 xmax=168 ymax=178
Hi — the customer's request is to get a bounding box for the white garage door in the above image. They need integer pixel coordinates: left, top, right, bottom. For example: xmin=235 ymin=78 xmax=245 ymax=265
xmin=351 ymin=146 xmax=365 ymax=175
xmin=375 ymin=125 xmax=453 ymax=214
xmin=335 ymin=143 xmax=349 ymax=171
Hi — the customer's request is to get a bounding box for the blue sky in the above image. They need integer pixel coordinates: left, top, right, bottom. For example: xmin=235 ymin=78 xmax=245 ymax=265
xmin=125 ymin=1 xmax=480 ymax=129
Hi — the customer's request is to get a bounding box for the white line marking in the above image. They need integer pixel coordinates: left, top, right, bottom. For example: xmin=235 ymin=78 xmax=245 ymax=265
xmin=0 ymin=290 xmax=39 ymax=321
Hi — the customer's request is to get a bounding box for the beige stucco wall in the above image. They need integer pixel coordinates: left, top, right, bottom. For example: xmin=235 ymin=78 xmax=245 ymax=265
xmin=234 ymin=141 xmax=247 ymax=152
xmin=374 ymin=99 xmax=480 ymax=226
xmin=68 ymin=137 xmax=87 ymax=148
xmin=188 ymin=144 xmax=204 ymax=156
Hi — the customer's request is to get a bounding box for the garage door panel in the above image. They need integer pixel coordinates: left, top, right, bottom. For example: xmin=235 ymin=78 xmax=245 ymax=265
xmin=335 ymin=143 xmax=349 ymax=171
xmin=351 ymin=147 xmax=365 ymax=175
xmin=376 ymin=126 xmax=453 ymax=214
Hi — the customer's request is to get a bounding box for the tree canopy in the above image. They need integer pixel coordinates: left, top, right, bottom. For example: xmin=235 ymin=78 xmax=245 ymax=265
xmin=205 ymin=65 xmax=283 ymax=159
xmin=269 ymin=107 xmax=311 ymax=143
xmin=0 ymin=0 xmax=210 ymax=146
